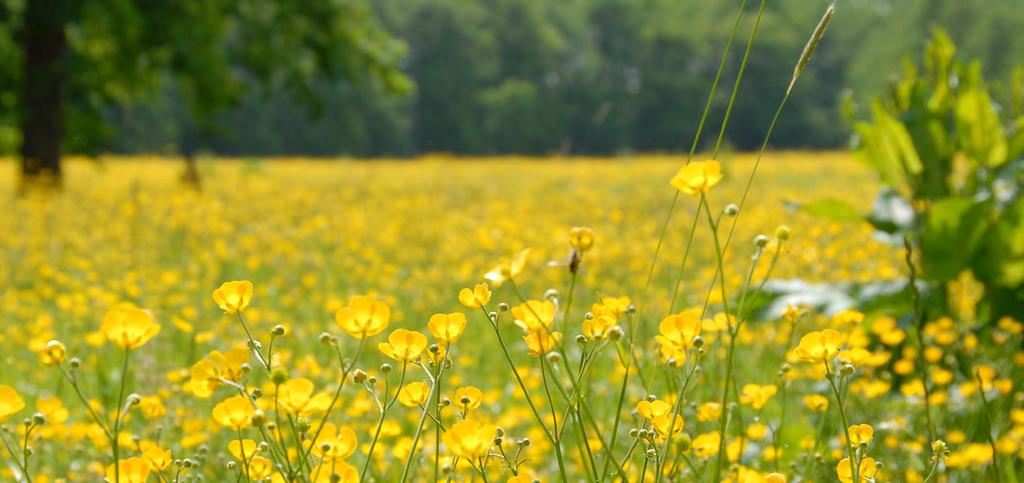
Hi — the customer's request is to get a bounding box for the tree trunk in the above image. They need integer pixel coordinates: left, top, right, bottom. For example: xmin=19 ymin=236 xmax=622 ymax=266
xmin=19 ymin=0 xmax=68 ymax=190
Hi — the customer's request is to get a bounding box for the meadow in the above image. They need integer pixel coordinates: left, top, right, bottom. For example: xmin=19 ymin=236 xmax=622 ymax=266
xmin=0 ymin=153 xmax=1016 ymax=482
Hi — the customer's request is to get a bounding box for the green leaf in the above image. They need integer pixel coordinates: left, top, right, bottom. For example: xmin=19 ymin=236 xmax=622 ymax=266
xmin=956 ymin=88 xmax=1008 ymax=167
xmin=974 ymin=197 xmax=1024 ymax=287
xmin=801 ymin=198 xmax=863 ymax=223
xmin=854 ymin=101 xmax=923 ymax=197
xmin=920 ymin=197 xmax=992 ymax=281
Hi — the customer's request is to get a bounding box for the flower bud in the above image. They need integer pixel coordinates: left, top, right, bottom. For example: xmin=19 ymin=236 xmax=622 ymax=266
xmin=353 ymin=369 xmax=368 ymax=384
xmin=271 ymin=367 xmax=289 ymax=385
xmin=272 ymin=325 xmax=286 ymax=336
xmin=251 ymin=410 xmax=266 ymax=427
xmin=754 ymin=235 xmax=769 ymax=248
xmin=775 ymin=225 xmax=790 ymax=241
xmin=723 ymin=204 xmax=739 ymax=216
xmin=319 ymin=332 xmax=333 ymax=346
xmin=498 ymin=303 xmax=509 ymax=312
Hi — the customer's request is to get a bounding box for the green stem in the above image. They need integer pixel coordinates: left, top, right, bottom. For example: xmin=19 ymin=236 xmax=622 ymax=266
xmin=360 ymin=362 xmax=408 ymax=482
xmin=112 ymin=348 xmax=132 ymax=483
xmin=826 ymin=364 xmax=859 ymax=482
xmin=479 ymin=306 xmax=569 ymax=481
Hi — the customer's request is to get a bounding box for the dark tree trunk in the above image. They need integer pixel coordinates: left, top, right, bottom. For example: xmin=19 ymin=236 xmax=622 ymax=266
xmin=19 ymin=0 xmax=68 ymax=189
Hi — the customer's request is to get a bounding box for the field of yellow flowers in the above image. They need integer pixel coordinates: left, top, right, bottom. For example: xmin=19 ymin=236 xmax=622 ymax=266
xmin=0 ymin=153 xmax=1016 ymax=482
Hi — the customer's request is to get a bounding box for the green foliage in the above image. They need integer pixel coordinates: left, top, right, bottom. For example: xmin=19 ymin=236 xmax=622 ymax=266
xmin=853 ymin=29 xmax=1024 ymax=321
xmin=0 ymin=0 xmax=409 ymax=154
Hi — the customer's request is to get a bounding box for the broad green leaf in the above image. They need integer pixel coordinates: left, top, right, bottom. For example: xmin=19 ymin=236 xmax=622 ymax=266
xmin=920 ymin=197 xmax=992 ymax=281
xmin=956 ymin=88 xmax=1008 ymax=167
xmin=974 ymin=197 xmax=1024 ymax=287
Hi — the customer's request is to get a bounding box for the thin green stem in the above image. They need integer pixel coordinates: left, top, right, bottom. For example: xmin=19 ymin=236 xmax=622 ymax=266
xmin=112 ymin=347 xmax=131 ymax=483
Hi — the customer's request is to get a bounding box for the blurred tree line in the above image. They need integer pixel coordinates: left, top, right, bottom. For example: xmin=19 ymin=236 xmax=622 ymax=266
xmin=4 ymin=0 xmax=1024 ymax=162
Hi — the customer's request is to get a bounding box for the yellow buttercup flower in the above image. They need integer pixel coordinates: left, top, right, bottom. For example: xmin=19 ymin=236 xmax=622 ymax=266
xmin=524 ymin=329 xmax=561 ymax=357
xmin=105 ymin=456 xmax=151 ymax=483
xmin=453 ymin=386 xmax=483 ymax=410
xmin=335 ymin=295 xmax=390 ymax=339
xmin=212 ymin=280 xmax=254 ymax=314
xmin=311 ymin=461 xmax=359 ymax=483
xmin=656 ymin=308 xmax=703 ymax=364
xmin=276 ymin=378 xmax=332 ymax=415
xmin=569 ymin=226 xmax=595 ymax=252
xmin=138 ymin=395 xmax=166 ymax=420
xmin=310 ymin=423 xmax=358 ymax=462
xmin=670 ymin=160 xmax=723 ymax=195
xmin=443 ymin=420 xmax=497 ymax=460
xmin=794 ymin=329 xmax=843 ymax=364
xmin=484 ymin=248 xmax=530 ymax=285
xmin=458 ymin=282 xmax=492 ymax=309
xmin=837 ymin=456 xmax=877 ymax=482
xmin=803 ymin=394 xmax=829 ymax=412
xmin=398 ymin=381 xmax=431 ymax=408
xmin=692 ymin=431 xmax=721 ymax=458
xmin=39 ymin=339 xmax=67 ymax=366
xmin=739 ymin=384 xmax=778 ymax=410
xmin=0 ymin=385 xmax=26 ymax=423
xmin=143 ymin=446 xmax=173 ymax=471
xmin=428 ymin=312 xmax=468 ymax=344
xmin=229 ymin=439 xmax=258 ymax=462
xmin=511 ymin=300 xmax=556 ymax=332
xmin=189 ymin=347 xmax=252 ymax=398
xmin=652 ymin=414 xmax=685 ymax=438
xmin=248 ymin=455 xmax=273 ymax=479
xmin=101 ymin=306 xmax=161 ymax=350
xmin=582 ymin=313 xmax=617 ymax=340
xmin=636 ymin=399 xmax=672 ymax=421
xmin=379 ymin=329 xmax=428 ymax=362
xmin=212 ymin=395 xmax=255 ymax=429
xmin=847 ymin=423 xmax=874 ymax=446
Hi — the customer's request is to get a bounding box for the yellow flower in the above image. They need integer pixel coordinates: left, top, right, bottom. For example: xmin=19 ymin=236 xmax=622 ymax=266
xmin=212 ymin=280 xmax=254 ymax=314
xmin=583 ymin=314 xmax=618 ymax=340
xmin=189 ymin=347 xmax=252 ymax=399
xmin=636 ymin=399 xmax=672 ymax=421
xmin=0 ymin=385 xmax=26 ymax=423
xmin=443 ymin=420 xmax=497 ymax=460
xmin=428 ymin=313 xmax=468 ymax=344
xmin=212 ymin=395 xmax=254 ymax=429
xmin=847 ymin=423 xmax=874 ymax=447
xmin=524 ymin=330 xmax=561 ymax=357
xmin=335 ymin=295 xmax=390 ymax=339
xmin=651 ymin=414 xmax=685 ymax=438
xmin=656 ymin=309 xmax=703 ymax=364
xmin=696 ymin=402 xmax=722 ymax=422
xmin=101 ymin=306 xmax=160 ymax=350
xmin=105 ymin=456 xmax=151 ymax=483
xmin=248 ymin=455 xmax=273 ymax=479
xmin=836 ymin=456 xmax=877 ymax=482
xmin=138 ymin=395 xmax=166 ymax=420
xmin=692 ymin=431 xmax=721 ymax=458
xmin=143 ymin=446 xmax=173 ymax=471
xmin=39 ymin=339 xmax=67 ymax=366
xmin=453 ymin=386 xmax=483 ymax=410
xmin=803 ymin=394 xmax=829 ymax=412
xmin=765 ymin=473 xmax=787 ymax=483
xmin=569 ymin=226 xmax=595 ymax=252
xmin=794 ymin=329 xmax=843 ymax=364
xmin=310 ymin=423 xmax=358 ymax=462
xmin=229 ymin=439 xmax=258 ymax=462
xmin=458 ymin=282 xmax=492 ymax=309
xmin=311 ymin=461 xmax=359 ymax=483
xmin=511 ymin=300 xmax=556 ymax=332
xmin=398 ymin=382 xmax=432 ymax=408
xmin=276 ymin=378 xmax=332 ymax=416
xmin=739 ymin=384 xmax=777 ymax=410
xmin=670 ymin=160 xmax=723 ymax=195
xmin=379 ymin=329 xmax=429 ymax=362
xmin=484 ymin=248 xmax=531 ymax=285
